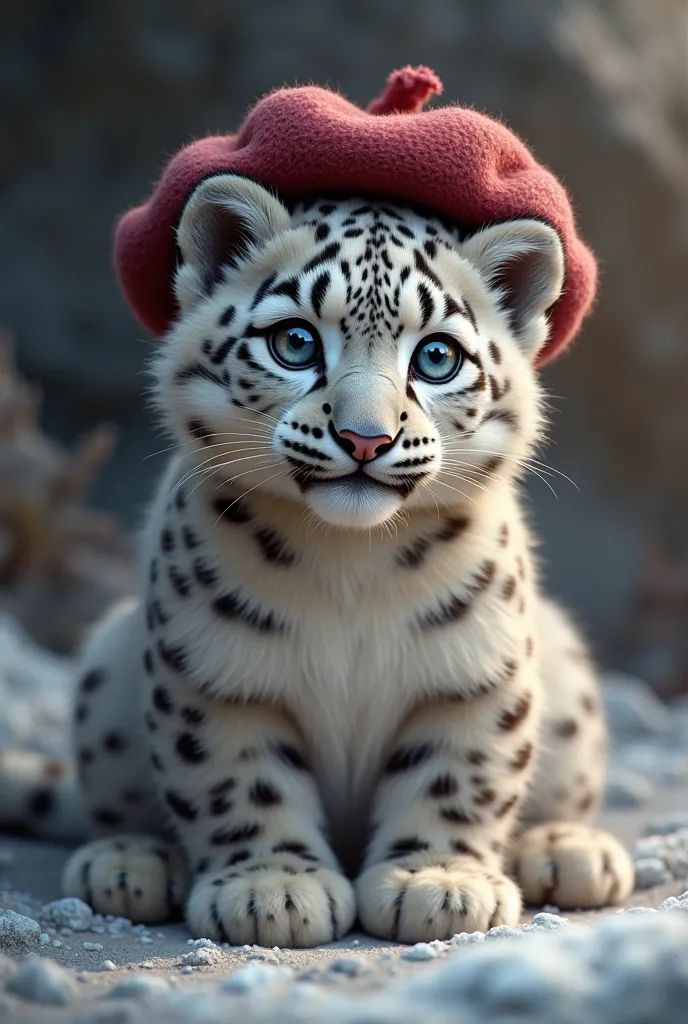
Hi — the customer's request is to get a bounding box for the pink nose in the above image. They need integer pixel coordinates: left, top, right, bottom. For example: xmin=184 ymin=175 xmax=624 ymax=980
xmin=337 ymin=430 xmax=393 ymax=462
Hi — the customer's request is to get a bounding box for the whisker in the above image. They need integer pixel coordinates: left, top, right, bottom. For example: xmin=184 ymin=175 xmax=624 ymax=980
xmin=174 ymin=448 xmax=275 ymax=492
xmin=213 ymin=467 xmax=289 ymax=525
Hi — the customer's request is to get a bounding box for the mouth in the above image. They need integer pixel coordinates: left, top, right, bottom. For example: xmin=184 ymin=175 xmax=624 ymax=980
xmin=287 ymin=458 xmax=425 ymax=499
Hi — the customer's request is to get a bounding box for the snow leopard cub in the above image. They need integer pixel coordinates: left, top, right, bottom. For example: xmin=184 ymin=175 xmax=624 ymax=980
xmin=1 ymin=175 xmax=633 ymax=946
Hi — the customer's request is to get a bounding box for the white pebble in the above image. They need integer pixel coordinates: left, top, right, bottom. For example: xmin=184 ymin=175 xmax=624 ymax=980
xmin=44 ymin=897 xmax=94 ymax=933
xmin=182 ymin=948 xmax=215 ymax=966
xmin=39 ymin=933 xmax=50 ymax=945
xmin=351 ymin=938 xmax=360 ymax=946
xmin=451 ymin=931 xmax=485 ymax=945
xmin=328 ymin=955 xmax=373 ymax=977
xmin=531 ymin=912 xmax=570 ymax=930
xmin=83 ymin=941 xmax=104 ymax=951
xmin=180 ymin=965 xmax=194 ymax=974
xmin=99 ymin=960 xmax=117 ymax=971
xmin=0 ymin=910 xmax=41 ymax=955
xmin=6 ymin=957 xmax=75 ymax=1006
xmin=52 ymin=940 xmax=63 ymax=948
xmin=485 ymin=925 xmax=525 ymax=941
xmin=401 ymin=942 xmax=441 ymax=961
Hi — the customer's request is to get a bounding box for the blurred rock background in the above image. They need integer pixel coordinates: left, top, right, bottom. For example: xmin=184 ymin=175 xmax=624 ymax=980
xmin=0 ymin=0 xmax=687 ymax=688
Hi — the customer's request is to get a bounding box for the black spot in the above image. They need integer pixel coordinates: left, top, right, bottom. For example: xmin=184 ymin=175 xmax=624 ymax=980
xmin=77 ymin=748 xmax=94 ymax=768
xmin=187 ymin=419 xmax=212 ymax=443
xmin=161 ymin=528 xmax=175 ymax=553
xmin=271 ymin=277 xmax=300 ymax=303
xmin=174 ymin=364 xmax=228 ymax=388
xmin=428 ymin=774 xmax=458 ymax=798
xmin=218 ymin=305 xmax=235 ymax=327
xmin=440 ymin=807 xmax=476 ymax=825
xmin=209 ymin=778 xmax=236 ymax=797
xmin=181 ymin=706 xmax=205 ymax=726
xmin=249 ymin=780 xmax=282 ymax=807
xmin=157 ymin=640 xmax=188 ymax=674
xmin=81 ymin=669 xmax=107 ymax=694
xmin=315 ymin=222 xmax=330 ymax=242
xmin=273 ymin=743 xmax=308 ymax=771
xmin=75 ymin=703 xmax=89 ymax=724
xmin=153 ymin=686 xmax=174 ymax=715
xmin=165 ymin=790 xmax=198 ymax=821
xmin=103 ymin=732 xmax=127 ymax=754
xmin=417 ymin=283 xmax=435 ymax=329
xmin=226 ymin=849 xmax=252 ymax=866
xmin=211 ymin=823 xmax=262 ymax=845
xmin=303 ymin=241 xmax=341 ymax=273
xmin=253 ymin=528 xmax=296 ymax=567
xmin=272 ymin=841 xmax=319 ymax=861
xmin=386 ymin=837 xmax=430 ymax=859
xmin=250 ymin=273 xmax=277 ymax=310
xmin=213 ymin=592 xmax=283 ymax=634
xmin=169 ymin=566 xmax=192 ymax=598
xmin=210 ymin=793 xmax=233 ymax=816
xmin=27 ymin=787 xmax=55 ymax=818
xmin=182 ymin=526 xmax=202 ymax=550
xmin=193 ymin=559 xmax=218 ymax=588
xmin=176 ymin=733 xmax=208 ymax=764
xmin=143 ymin=649 xmax=154 ymax=675
xmin=385 ymin=744 xmax=434 ymax=773
xmin=310 ymin=271 xmax=331 ymax=318
xmin=93 ymin=809 xmax=124 ymax=828
xmin=212 ymin=496 xmax=252 ymax=523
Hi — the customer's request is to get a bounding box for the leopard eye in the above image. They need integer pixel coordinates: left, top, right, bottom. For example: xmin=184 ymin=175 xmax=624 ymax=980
xmin=268 ymin=319 xmax=322 ymax=369
xmin=411 ymin=334 xmax=463 ymax=383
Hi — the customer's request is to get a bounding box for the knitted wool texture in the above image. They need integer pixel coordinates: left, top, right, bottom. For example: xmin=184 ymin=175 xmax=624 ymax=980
xmin=115 ymin=66 xmax=596 ymax=365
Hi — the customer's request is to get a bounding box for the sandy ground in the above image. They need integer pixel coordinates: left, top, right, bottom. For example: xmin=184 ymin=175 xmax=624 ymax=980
xmin=1 ymin=782 xmax=687 ymax=1018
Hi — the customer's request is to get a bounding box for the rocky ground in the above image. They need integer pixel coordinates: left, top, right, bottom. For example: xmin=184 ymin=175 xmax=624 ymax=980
xmin=1 ymin=619 xmax=688 ymax=1021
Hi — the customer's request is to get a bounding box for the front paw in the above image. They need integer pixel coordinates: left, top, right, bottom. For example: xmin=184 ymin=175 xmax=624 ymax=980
xmin=187 ymin=856 xmax=356 ymax=948
xmin=62 ymin=836 xmax=188 ymax=923
xmin=356 ymin=853 xmax=521 ymax=942
xmin=510 ymin=822 xmax=635 ymax=909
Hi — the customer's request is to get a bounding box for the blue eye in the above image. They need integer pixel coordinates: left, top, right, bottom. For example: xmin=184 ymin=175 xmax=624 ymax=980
xmin=268 ymin=320 xmax=322 ymax=369
xmin=412 ymin=335 xmax=462 ymax=383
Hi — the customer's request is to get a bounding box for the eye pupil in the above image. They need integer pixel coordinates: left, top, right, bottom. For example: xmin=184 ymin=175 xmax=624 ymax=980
xmin=412 ymin=334 xmax=462 ymax=383
xmin=269 ymin=321 xmax=321 ymax=369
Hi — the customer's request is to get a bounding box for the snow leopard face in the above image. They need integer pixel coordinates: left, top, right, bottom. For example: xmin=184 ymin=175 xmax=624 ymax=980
xmin=153 ymin=176 xmax=564 ymax=528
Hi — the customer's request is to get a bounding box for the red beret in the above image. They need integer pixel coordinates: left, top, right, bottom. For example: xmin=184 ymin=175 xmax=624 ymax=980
xmin=115 ymin=66 xmax=596 ymax=366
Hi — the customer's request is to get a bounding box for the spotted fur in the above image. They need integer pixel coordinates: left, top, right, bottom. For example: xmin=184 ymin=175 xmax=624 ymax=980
xmin=0 ymin=178 xmax=633 ymax=945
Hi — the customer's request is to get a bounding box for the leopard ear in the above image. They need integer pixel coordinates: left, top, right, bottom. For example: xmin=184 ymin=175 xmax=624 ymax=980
xmin=461 ymin=219 xmax=565 ymax=359
xmin=174 ymin=175 xmax=290 ymax=311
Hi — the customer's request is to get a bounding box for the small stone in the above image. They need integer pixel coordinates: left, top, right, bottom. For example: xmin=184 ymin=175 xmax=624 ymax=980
xmin=401 ymin=941 xmax=441 ymax=961
xmin=634 ymin=857 xmax=673 ymax=888
xmin=485 ymin=925 xmax=525 ymax=941
xmin=100 ymin=960 xmax=117 ymax=972
xmin=531 ymin=912 xmax=570 ymax=930
xmin=83 ymin=941 xmax=104 ymax=951
xmin=6 ymin=957 xmax=76 ymax=1006
xmin=180 ymin=966 xmax=194 ymax=975
xmin=107 ymin=976 xmax=170 ymax=999
xmin=328 ymin=955 xmax=374 ymax=977
xmin=44 ymin=898 xmax=94 ymax=933
xmin=0 ymin=909 xmax=41 ymax=956
xmin=52 ymin=939 xmax=63 ymax=948
xmin=182 ymin=948 xmax=215 ymax=966
xmin=451 ymin=931 xmax=485 ymax=945
xmin=39 ymin=933 xmax=50 ymax=945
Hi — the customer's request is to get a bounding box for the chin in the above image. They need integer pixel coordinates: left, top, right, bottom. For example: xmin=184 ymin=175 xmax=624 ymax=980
xmin=305 ymin=476 xmax=403 ymax=529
